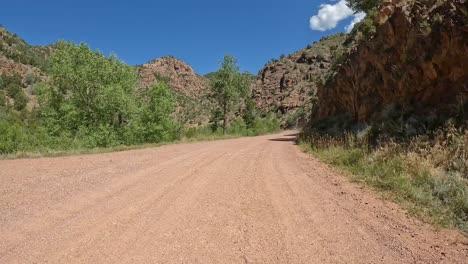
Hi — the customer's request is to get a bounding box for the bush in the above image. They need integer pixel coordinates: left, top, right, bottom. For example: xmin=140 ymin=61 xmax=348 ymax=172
xmin=4 ymin=36 xmax=16 ymax=46
xmin=252 ymin=113 xmax=281 ymax=135
xmin=0 ymin=120 xmax=27 ymax=154
xmin=76 ymin=125 xmax=121 ymax=148
xmin=182 ymin=113 xmax=280 ymax=141
xmin=13 ymin=90 xmax=29 ymax=111
xmin=5 ymin=82 xmax=22 ymax=98
xmin=0 ymin=91 xmax=5 ymax=107
xmin=25 ymin=73 xmax=36 ymax=85
xmin=131 ymin=83 xmax=179 ymax=143
xmin=347 ymin=0 xmax=383 ymax=13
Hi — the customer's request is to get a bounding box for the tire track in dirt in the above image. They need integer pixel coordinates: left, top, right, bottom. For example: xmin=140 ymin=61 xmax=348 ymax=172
xmin=0 ymin=132 xmax=467 ymax=263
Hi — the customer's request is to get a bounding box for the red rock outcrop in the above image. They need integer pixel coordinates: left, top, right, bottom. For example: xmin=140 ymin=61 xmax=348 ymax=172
xmin=313 ymin=0 xmax=468 ymax=123
xmin=254 ymin=34 xmax=347 ymax=114
xmin=137 ymin=56 xmax=209 ymax=98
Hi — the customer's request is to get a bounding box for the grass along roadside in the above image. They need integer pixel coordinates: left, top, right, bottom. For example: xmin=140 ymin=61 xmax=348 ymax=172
xmin=298 ymin=135 xmax=468 ymax=235
xmin=0 ymin=125 xmax=281 ymax=160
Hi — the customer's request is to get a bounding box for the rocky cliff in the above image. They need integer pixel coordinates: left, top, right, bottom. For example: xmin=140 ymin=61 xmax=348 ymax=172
xmin=137 ymin=56 xmax=209 ymax=98
xmin=254 ymin=34 xmax=347 ymax=115
xmin=312 ymin=0 xmax=468 ymax=128
xmin=137 ymin=57 xmax=211 ymax=125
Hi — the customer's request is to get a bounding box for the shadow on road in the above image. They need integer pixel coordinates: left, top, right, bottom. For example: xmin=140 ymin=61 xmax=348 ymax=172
xmin=268 ymin=135 xmax=298 ymax=144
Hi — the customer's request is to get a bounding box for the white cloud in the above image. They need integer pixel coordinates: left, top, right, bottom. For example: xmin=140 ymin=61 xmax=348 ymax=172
xmin=309 ymin=1 xmax=366 ymax=32
xmin=345 ymin=12 xmax=366 ymax=32
xmin=309 ymin=0 xmax=354 ymax=31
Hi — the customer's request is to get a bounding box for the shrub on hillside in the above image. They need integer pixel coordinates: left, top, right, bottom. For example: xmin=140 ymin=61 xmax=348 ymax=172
xmin=0 ymin=91 xmax=5 ymax=107
xmin=5 ymin=82 xmax=22 ymax=98
xmin=13 ymin=89 xmax=29 ymax=111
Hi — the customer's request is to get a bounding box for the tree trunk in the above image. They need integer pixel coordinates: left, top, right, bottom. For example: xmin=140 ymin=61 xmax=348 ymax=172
xmin=223 ymin=102 xmax=227 ymax=135
xmin=118 ymin=113 xmax=123 ymax=126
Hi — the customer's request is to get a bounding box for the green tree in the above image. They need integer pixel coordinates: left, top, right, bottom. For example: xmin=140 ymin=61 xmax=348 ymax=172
xmin=243 ymin=96 xmax=256 ymax=129
xmin=40 ymin=41 xmax=137 ymax=133
xmin=140 ymin=83 xmax=177 ymax=141
xmin=127 ymin=83 xmax=177 ymax=143
xmin=210 ymin=55 xmax=250 ymax=134
xmin=347 ymin=0 xmax=382 ymax=13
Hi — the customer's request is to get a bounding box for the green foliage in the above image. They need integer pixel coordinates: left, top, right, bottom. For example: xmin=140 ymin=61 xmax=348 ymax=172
xmin=359 ymin=14 xmax=377 ymax=36
xmin=5 ymin=82 xmax=22 ymax=98
xmin=343 ymin=5 xmax=378 ymax=43
xmin=265 ymin=58 xmax=279 ymax=66
xmin=210 ymin=55 xmax=250 ymax=134
xmin=154 ymin=73 xmax=171 ymax=84
xmin=1 ymin=73 xmax=23 ymax=90
xmin=4 ymin=36 xmax=16 ymax=46
xmin=41 ymin=41 xmax=137 ymax=132
xmin=243 ymin=97 xmax=256 ymax=129
xmin=0 ymin=41 xmax=280 ymax=157
xmin=0 ymin=91 xmax=5 ymax=107
xmin=125 ymin=83 xmax=179 ymax=144
xmin=25 ymin=73 xmax=36 ymax=85
xmin=184 ymin=113 xmax=280 ymax=141
xmin=0 ymin=120 xmax=26 ymax=154
xmin=346 ymin=0 xmax=383 ymax=13
xmin=13 ymin=89 xmax=28 ymax=111
xmin=75 ymin=125 xmax=121 ymax=148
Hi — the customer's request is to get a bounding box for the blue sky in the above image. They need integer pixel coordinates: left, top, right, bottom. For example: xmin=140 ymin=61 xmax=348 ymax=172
xmin=0 ymin=0 xmax=360 ymax=75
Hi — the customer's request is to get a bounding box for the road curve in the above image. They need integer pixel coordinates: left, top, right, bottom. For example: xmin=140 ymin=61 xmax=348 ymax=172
xmin=0 ymin=131 xmax=467 ymax=263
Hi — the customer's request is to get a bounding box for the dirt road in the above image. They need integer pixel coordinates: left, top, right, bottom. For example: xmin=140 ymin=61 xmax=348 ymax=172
xmin=0 ymin=132 xmax=467 ymax=263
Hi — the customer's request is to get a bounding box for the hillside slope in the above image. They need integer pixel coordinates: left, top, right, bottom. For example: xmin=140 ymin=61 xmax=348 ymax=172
xmin=0 ymin=26 xmax=49 ymax=109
